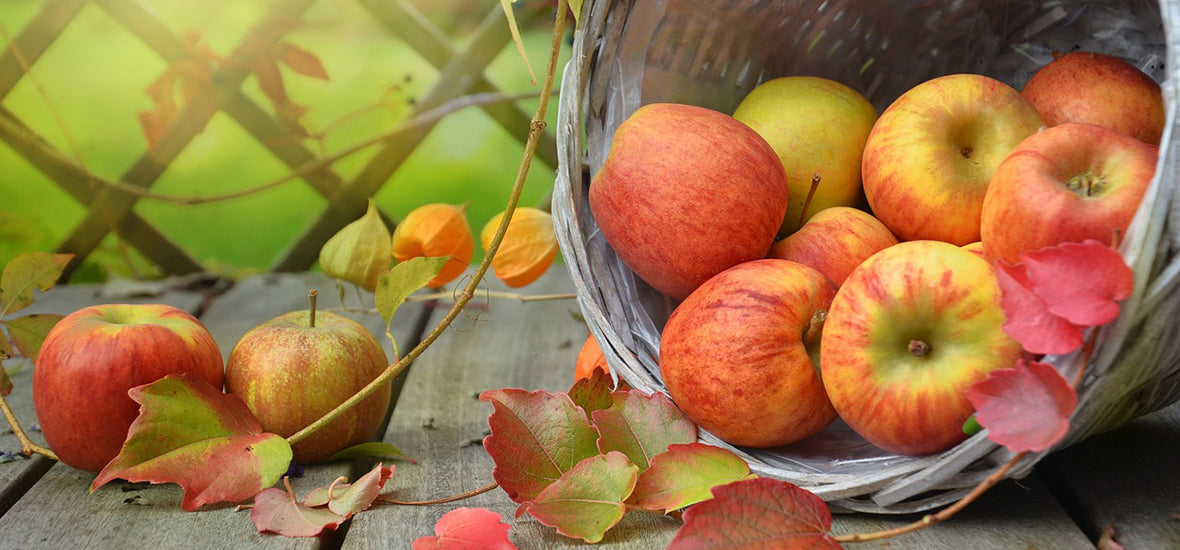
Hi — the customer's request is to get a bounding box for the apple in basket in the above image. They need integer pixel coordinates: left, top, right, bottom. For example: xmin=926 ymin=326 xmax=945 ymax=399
xmin=981 ymin=123 xmax=1158 ymax=264
xmin=588 ymin=102 xmax=787 ymax=301
xmin=861 ymin=73 xmax=1044 ymax=245
xmin=33 ymin=304 xmax=224 ymax=472
xmin=820 ymin=241 xmax=1023 ymax=456
xmin=225 ymin=305 xmax=391 ymax=464
xmin=732 ymin=76 xmax=878 ymax=236
xmin=767 ymin=206 xmax=898 ymax=287
xmin=1021 ymin=51 xmax=1165 ymax=145
xmin=660 ymin=259 xmax=837 ymax=448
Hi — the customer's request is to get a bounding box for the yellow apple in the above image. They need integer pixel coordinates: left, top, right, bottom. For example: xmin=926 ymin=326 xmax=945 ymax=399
xmin=733 ymin=76 xmax=878 ymax=236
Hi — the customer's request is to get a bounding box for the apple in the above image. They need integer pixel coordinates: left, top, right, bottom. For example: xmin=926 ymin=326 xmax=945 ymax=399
xmin=733 ymin=76 xmax=878 ymax=235
xmin=767 ymin=206 xmax=897 ymax=287
xmin=589 ymin=102 xmax=787 ymax=300
xmin=1021 ymin=51 xmax=1164 ymax=145
xmin=861 ymin=74 xmax=1044 ymax=245
xmin=820 ymin=241 xmax=1023 ymax=455
xmin=980 ymin=122 xmax=1157 ymax=264
xmin=659 ymin=259 xmax=837 ymax=448
xmin=33 ymin=304 xmax=224 ymax=473
xmin=225 ymin=306 xmax=391 ymax=464
xmin=961 ymin=241 xmax=985 ymax=258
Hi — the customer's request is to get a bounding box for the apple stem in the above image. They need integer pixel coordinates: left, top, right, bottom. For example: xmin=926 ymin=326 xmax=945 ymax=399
xmin=802 ymin=310 xmax=827 ymax=346
xmin=908 ymin=339 xmax=931 ymax=357
xmin=309 ymin=289 xmax=318 ymax=328
xmin=797 ymin=173 xmax=822 ymax=230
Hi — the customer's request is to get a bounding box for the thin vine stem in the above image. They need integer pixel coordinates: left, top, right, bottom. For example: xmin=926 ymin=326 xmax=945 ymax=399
xmin=378 ymin=481 xmax=499 ymax=506
xmin=0 ymin=391 xmax=58 ymax=460
xmin=286 ymin=2 xmax=568 ymax=448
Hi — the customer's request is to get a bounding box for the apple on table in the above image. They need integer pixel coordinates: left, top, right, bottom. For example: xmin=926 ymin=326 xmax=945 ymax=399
xmin=861 ymin=73 xmax=1044 ymax=245
xmin=33 ymin=303 xmax=225 ymax=473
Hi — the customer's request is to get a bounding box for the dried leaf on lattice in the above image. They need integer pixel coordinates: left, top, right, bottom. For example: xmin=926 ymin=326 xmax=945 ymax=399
xmin=137 ymin=32 xmax=218 ymax=148
xmin=276 ymin=43 xmax=329 ymax=80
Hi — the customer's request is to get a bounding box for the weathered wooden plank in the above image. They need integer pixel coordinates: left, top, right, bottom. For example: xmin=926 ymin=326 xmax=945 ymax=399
xmin=0 ymin=273 xmax=428 ymax=548
xmin=0 ymin=284 xmax=206 ymax=517
xmin=1039 ymin=399 xmax=1180 ymax=549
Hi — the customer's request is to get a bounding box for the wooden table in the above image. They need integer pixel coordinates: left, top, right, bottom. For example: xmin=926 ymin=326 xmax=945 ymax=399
xmin=1 ymin=269 xmax=1177 ymax=549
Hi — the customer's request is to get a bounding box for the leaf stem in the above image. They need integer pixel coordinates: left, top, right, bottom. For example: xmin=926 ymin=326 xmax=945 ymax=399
xmin=0 ymin=390 xmax=58 ymax=461
xmin=378 ymin=481 xmax=499 ymax=506
xmin=833 ymin=451 xmax=1027 ymax=543
xmin=285 ymin=1 xmax=568 ymax=448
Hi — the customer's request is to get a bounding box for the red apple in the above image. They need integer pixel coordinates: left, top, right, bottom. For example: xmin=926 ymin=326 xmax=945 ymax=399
xmin=33 ymin=304 xmax=224 ymax=472
xmin=862 ymin=74 xmax=1044 ymax=245
xmin=659 ymin=259 xmax=837 ymax=448
xmin=589 ymin=103 xmax=787 ymax=300
xmin=225 ymin=308 xmax=390 ymax=464
xmin=767 ymin=206 xmax=898 ymax=287
xmin=980 ymin=123 xmax=1157 ymax=265
xmin=1021 ymin=51 xmax=1164 ymax=145
xmin=820 ymin=241 xmax=1023 ymax=455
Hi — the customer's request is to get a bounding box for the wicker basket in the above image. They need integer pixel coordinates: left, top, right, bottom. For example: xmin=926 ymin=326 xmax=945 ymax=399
xmin=552 ymin=0 xmax=1180 ymax=513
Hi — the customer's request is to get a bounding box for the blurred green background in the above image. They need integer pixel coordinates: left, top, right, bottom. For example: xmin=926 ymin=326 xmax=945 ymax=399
xmin=0 ymin=0 xmax=566 ymax=282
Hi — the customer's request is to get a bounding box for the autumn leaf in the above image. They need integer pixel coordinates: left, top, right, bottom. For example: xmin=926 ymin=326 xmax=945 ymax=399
xmin=628 ymin=442 xmax=755 ymax=513
xmin=276 ymin=43 xmax=329 ymax=80
xmin=327 ymin=462 xmax=394 ymax=516
xmin=479 ymin=388 xmax=600 ymax=511
xmin=3 ymin=313 xmax=62 ymax=360
xmin=91 ymin=373 xmax=293 ymax=511
xmin=995 ymin=260 xmax=1085 ymax=355
xmin=668 ymin=477 xmax=841 ymax=550
xmin=526 ymin=451 xmax=639 ymax=543
xmin=138 ymin=32 xmax=217 ymax=148
xmin=566 ymin=364 xmax=618 ymax=419
xmin=1021 ymin=240 xmax=1134 ymax=326
xmin=592 ymin=390 xmax=697 ymax=470
xmin=412 ymin=507 xmax=517 ymax=550
xmin=0 ymin=252 xmax=73 ymax=316
xmin=965 ymin=360 xmax=1077 ymax=453
xmin=251 ymin=485 xmax=346 ymax=538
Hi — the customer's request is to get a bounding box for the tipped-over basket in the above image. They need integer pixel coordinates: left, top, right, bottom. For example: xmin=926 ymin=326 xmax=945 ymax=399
xmin=552 ymin=0 xmax=1180 ymax=513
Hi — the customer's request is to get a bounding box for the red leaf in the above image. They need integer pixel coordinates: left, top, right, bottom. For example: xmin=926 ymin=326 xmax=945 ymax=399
xmin=91 ymin=374 xmax=292 ymax=511
xmin=629 ymin=442 xmax=754 ymax=513
xmin=276 ymin=43 xmax=329 ymax=80
xmin=668 ymin=477 xmax=841 ymax=550
xmin=327 ymin=462 xmax=393 ymax=516
xmin=965 ymin=360 xmax=1077 ymax=453
xmin=526 ymin=451 xmax=639 ymax=543
xmin=411 ymin=507 xmax=516 ymax=550
xmin=1022 ymin=240 xmax=1134 ymax=326
xmin=592 ymin=390 xmax=696 ymax=470
xmin=479 ymin=389 xmax=600 ymax=511
xmin=995 ymin=261 xmax=1085 ymax=355
xmin=251 ymin=486 xmax=345 ymax=537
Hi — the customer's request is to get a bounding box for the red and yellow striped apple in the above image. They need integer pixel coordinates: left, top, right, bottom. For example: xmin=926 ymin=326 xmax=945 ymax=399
xmin=226 ymin=308 xmax=390 ymax=464
xmin=862 ymin=74 xmax=1044 ymax=245
xmin=589 ymin=103 xmax=787 ymax=300
xmin=1021 ymin=51 xmax=1164 ymax=145
xmin=660 ymin=259 xmax=837 ymax=448
xmin=33 ymin=303 xmax=224 ymax=472
xmin=820 ymin=241 xmax=1022 ymax=455
xmin=733 ymin=76 xmax=878 ymax=235
xmin=767 ymin=206 xmax=897 ymax=287
xmin=981 ymin=123 xmax=1157 ymax=264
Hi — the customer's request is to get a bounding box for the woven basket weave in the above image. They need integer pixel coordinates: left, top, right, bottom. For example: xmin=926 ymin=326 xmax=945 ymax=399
xmin=553 ymin=0 xmax=1180 ymax=513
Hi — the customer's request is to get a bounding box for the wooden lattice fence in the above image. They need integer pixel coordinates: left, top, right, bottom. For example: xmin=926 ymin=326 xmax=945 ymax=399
xmin=0 ymin=0 xmax=558 ymax=280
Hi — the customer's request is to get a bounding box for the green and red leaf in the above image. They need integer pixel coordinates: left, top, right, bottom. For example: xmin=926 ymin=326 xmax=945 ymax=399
xmin=592 ymin=390 xmax=696 ymax=470
xmin=668 ymin=477 xmax=840 ymax=550
xmin=567 ymin=365 xmax=616 ymax=418
xmin=0 ymin=252 xmax=73 ymax=316
xmin=412 ymin=507 xmax=517 ymax=550
xmin=628 ymin=442 xmax=754 ymax=513
xmin=965 ymin=360 xmax=1077 ymax=453
xmin=327 ymin=462 xmax=394 ymax=516
xmin=526 ymin=451 xmax=639 ymax=544
xmin=251 ymin=485 xmax=346 ymax=538
xmin=3 ymin=313 xmax=62 ymax=360
xmin=479 ymin=388 xmax=600 ymax=510
xmin=91 ymin=373 xmax=292 ymax=511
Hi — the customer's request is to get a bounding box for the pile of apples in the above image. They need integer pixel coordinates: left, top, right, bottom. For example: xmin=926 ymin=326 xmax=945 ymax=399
xmin=589 ymin=51 xmax=1163 ymax=456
